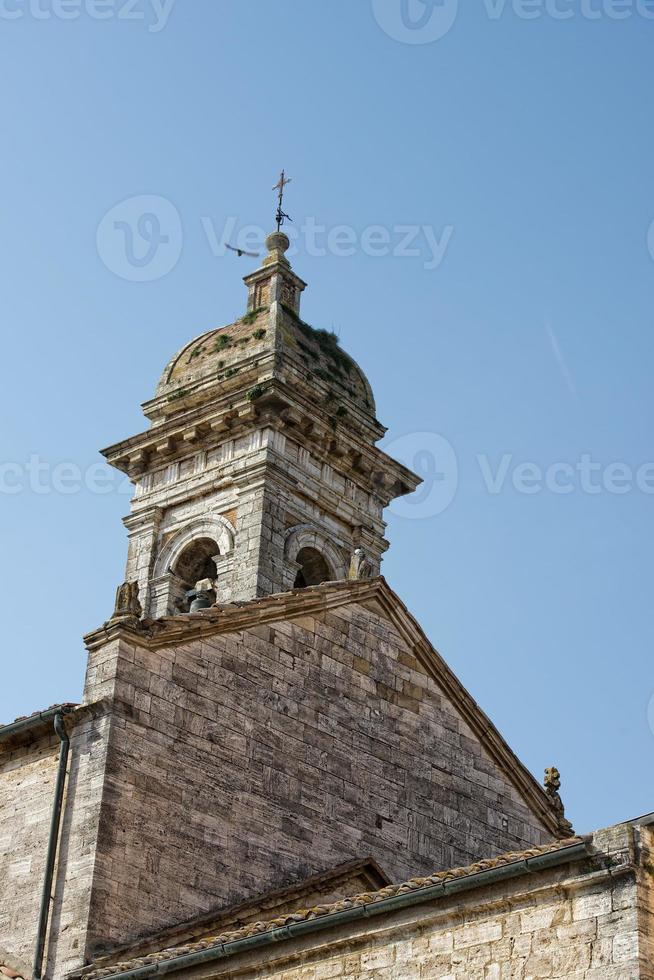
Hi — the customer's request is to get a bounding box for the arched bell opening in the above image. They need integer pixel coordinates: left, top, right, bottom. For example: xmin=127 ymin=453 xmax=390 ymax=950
xmin=172 ymin=537 xmax=220 ymax=611
xmin=173 ymin=538 xmax=219 ymax=589
xmin=148 ymin=515 xmax=236 ymax=618
xmin=293 ymin=547 xmax=333 ymax=589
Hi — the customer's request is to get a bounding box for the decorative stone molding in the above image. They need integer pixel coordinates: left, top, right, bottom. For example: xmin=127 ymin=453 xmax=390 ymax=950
xmin=101 ymin=225 xmax=421 ymax=609
xmin=145 ymin=515 xmax=236 ymax=616
xmin=153 ymin=514 xmax=236 ymax=581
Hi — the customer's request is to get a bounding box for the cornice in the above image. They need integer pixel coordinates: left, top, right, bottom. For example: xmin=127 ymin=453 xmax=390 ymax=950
xmin=103 ymin=380 xmax=420 ymax=510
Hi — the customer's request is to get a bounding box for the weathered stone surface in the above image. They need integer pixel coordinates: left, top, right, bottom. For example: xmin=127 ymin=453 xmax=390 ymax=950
xmin=0 ymin=728 xmax=60 ymax=966
xmin=74 ymin=825 xmax=654 ymax=980
xmin=79 ymin=595 xmax=553 ymax=957
xmin=0 ymin=709 xmax=111 ymax=978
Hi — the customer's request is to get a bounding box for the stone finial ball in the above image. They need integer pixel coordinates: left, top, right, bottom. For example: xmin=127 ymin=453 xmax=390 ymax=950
xmin=266 ymin=231 xmax=290 ymax=254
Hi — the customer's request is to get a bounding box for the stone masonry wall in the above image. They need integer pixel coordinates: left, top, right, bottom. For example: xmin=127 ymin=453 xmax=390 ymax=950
xmin=636 ymin=825 xmax=654 ymax=974
xmin=172 ymin=826 xmax=653 ymax=980
xmin=82 ymin=600 xmax=551 ymax=956
xmin=0 ymin=728 xmax=59 ymax=971
xmin=0 ymin=710 xmax=112 ymax=980
xmin=46 ymin=711 xmax=112 ymax=979
xmin=206 ymin=871 xmax=646 ymax=980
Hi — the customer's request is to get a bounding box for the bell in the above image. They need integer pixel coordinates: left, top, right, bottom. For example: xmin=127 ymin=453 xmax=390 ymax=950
xmin=186 ymin=582 xmax=214 ymax=613
xmin=189 ymin=593 xmax=212 ymax=613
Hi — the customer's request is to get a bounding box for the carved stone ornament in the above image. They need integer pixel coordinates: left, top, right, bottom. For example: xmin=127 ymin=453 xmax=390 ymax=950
xmin=544 ymin=766 xmax=575 ymax=838
xmin=348 ymin=548 xmax=372 ymax=581
xmin=109 ymin=581 xmax=143 ymax=625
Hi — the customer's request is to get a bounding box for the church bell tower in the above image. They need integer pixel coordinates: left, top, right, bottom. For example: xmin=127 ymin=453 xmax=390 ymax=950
xmin=102 ymin=231 xmax=421 ymax=618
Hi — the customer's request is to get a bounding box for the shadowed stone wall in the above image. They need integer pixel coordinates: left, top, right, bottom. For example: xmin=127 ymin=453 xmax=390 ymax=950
xmin=82 ymin=601 xmax=551 ymax=956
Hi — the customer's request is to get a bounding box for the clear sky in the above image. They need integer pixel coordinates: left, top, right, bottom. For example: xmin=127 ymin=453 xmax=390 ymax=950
xmin=1 ymin=0 xmax=653 ymax=835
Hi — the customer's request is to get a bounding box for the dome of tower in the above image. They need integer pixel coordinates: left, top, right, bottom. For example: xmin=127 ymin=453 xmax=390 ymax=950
xmin=155 ymin=305 xmax=376 ymax=417
xmin=156 ymin=308 xmax=272 ymax=398
xmin=152 ymin=229 xmax=376 ymax=420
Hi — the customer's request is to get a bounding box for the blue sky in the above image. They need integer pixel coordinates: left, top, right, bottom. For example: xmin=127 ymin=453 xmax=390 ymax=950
xmin=1 ymin=0 xmax=653 ymax=833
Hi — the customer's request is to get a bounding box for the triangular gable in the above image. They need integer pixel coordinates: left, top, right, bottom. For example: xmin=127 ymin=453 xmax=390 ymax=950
xmin=85 ymin=577 xmax=560 ymax=837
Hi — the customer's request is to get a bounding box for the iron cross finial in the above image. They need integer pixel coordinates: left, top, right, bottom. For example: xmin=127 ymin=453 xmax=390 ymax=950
xmin=273 ymin=170 xmax=293 ymax=231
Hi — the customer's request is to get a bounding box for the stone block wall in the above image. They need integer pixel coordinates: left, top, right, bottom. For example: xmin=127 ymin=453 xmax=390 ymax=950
xmin=82 ymin=600 xmax=551 ymax=956
xmin=0 ymin=709 xmax=111 ymax=979
xmin=0 ymin=728 xmax=59 ymax=970
xmin=46 ymin=711 xmax=112 ymax=978
xmin=172 ymin=825 xmax=652 ymax=980
xmin=225 ymin=875 xmax=647 ymax=980
xmin=636 ymin=825 xmax=654 ymax=973
xmin=122 ymin=417 xmax=389 ymax=617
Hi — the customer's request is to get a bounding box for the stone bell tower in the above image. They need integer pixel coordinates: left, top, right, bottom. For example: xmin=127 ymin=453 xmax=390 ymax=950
xmin=102 ymin=232 xmax=420 ymax=618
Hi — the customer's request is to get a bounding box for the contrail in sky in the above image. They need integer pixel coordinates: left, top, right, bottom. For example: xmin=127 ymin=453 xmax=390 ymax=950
xmin=544 ymin=320 xmax=578 ymax=401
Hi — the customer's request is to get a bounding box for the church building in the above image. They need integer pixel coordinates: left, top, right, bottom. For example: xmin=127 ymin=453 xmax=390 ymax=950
xmin=1 ymin=229 xmax=652 ymax=979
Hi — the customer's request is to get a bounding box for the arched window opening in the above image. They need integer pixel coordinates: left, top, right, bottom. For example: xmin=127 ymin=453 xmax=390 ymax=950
xmin=293 ymin=547 xmax=332 ymax=589
xmin=173 ymin=538 xmax=219 ymax=608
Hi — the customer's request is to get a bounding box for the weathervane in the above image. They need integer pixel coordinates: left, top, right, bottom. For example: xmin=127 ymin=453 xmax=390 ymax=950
xmin=273 ymin=170 xmax=292 ymax=231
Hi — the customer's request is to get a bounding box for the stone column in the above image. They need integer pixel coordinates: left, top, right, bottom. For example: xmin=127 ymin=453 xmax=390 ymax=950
xmin=122 ymin=506 xmax=162 ymax=618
